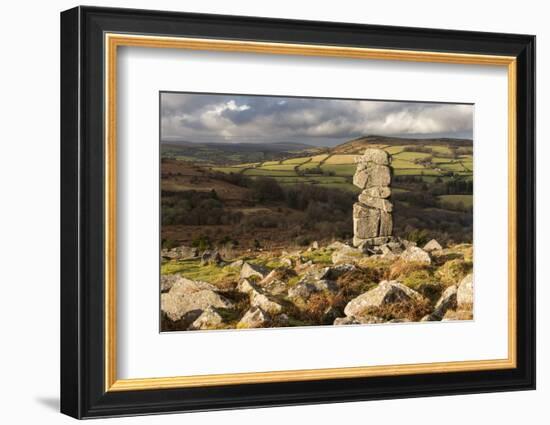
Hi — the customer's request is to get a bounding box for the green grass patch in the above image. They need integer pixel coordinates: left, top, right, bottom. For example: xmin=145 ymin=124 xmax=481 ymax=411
xmin=211 ymin=166 xmax=247 ymax=174
xmin=438 ymin=194 xmax=473 ymax=208
xmin=282 ymin=156 xmax=312 ymax=164
xmin=426 ymin=145 xmax=453 ymax=154
xmin=161 ymin=259 xmax=239 ymax=284
xmin=319 ymin=163 xmax=356 ymax=175
xmin=438 ymin=162 xmax=466 ymax=172
xmin=301 ymin=248 xmax=333 ymax=264
xmin=259 ymin=164 xmax=298 ymax=171
xmin=393 ymin=151 xmax=432 ymax=161
xmin=391 ymin=159 xmax=425 ymax=169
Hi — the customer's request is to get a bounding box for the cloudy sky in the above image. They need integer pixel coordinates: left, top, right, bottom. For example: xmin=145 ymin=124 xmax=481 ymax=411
xmin=161 ymin=92 xmax=473 ymax=146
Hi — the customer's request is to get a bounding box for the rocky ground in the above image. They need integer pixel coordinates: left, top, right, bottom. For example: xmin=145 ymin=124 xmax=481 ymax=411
xmin=160 ymin=238 xmax=474 ymax=331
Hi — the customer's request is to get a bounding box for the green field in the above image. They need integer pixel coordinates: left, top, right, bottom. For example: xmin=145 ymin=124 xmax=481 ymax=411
xmin=438 ymin=194 xmax=473 ymax=208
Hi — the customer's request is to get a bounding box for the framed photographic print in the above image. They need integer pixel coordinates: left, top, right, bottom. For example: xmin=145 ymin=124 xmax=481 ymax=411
xmin=60 ymin=6 xmax=536 ymax=419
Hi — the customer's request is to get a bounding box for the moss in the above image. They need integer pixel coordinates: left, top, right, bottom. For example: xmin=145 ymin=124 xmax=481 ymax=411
xmin=301 ymin=248 xmax=333 ymax=264
xmin=160 ymin=259 xmax=239 ymax=286
xmin=401 ymin=269 xmax=438 ymax=290
xmin=287 ymin=275 xmax=302 ymax=287
xmin=436 ymin=259 xmax=473 ymax=286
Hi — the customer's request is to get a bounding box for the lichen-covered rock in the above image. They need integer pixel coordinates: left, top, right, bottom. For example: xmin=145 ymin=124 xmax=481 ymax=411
xmin=379 ymin=211 xmax=393 ymax=237
xmin=262 ymin=279 xmax=288 ymax=296
xmin=331 ymin=244 xmax=363 ymax=264
xmin=240 ymin=262 xmax=269 ymax=280
xmin=238 ymin=307 xmax=271 ymax=328
xmin=162 ymin=275 xmax=217 ymax=294
xmin=250 ymin=291 xmax=284 ymax=315
xmin=353 ymin=164 xmax=391 ymax=189
xmin=357 ymin=193 xmax=393 ymax=212
xmin=319 ymin=264 xmax=356 ymax=280
xmin=457 ymin=274 xmax=473 ymax=308
xmin=344 ymin=280 xmax=426 ymax=317
xmin=288 ymin=279 xmax=337 ymax=301
xmin=431 ymin=285 xmax=458 ymax=319
xmin=188 ymin=307 xmax=224 ymax=330
xmin=236 ymin=278 xmax=258 ymax=294
xmin=400 ymin=246 xmax=431 ymax=264
xmin=201 ymin=249 xmax=223 ymax=265
xmin=161 ymin=245 xmax=198 ymax=260
xmin=357 ymin=148 xmax=391 ymax=165
xmin=161 ymin=288 xmax=234 ymax=322
xmin=361 ymin=186 xmax=391 ymax=199
xmin=423 ymin=239 xmax=443 ymax=252
xmin=353 ymin=203 xmax=380 ymax=239
xmin=228 ymin=259 xmax=244 ymax=269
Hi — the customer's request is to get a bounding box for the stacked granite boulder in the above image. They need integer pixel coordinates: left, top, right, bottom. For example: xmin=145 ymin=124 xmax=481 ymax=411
xmin=352 ymin=148 xmax=394 ymax=248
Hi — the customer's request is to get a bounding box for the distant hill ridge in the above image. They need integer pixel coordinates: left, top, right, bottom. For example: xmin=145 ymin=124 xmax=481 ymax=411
xmin=331 ymin=135 xmax=472 ymax=155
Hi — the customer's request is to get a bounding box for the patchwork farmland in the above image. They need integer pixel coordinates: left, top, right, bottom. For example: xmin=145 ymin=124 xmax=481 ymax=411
xmin=208 ymin=137 xmax=473 ymax=204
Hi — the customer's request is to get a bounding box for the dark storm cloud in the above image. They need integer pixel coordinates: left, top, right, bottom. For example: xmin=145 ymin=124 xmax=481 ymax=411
xmin=160 ymin=92 xmax=473 ymax=146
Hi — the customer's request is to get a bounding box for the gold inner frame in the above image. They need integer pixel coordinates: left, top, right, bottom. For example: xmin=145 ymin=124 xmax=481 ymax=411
xmin=104 ymin=33 xmax=517 ymax=392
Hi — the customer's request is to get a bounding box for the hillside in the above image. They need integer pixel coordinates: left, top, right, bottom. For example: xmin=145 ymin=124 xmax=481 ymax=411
xmin=205 ymin=136 xmax=473 ymax=198
xmin=331 ymin=135 xmax=472 ymax=155
xmin=161 ymin=140 xmax=321 ymax=165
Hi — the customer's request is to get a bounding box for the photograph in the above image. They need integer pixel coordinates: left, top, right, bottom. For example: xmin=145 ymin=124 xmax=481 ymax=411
xmin=159 ymin=92 xmax=475 ymax=331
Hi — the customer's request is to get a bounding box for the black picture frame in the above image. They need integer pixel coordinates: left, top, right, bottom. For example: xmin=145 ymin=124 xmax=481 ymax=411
xmin=61 ymin=5 xmax=536 ymax=419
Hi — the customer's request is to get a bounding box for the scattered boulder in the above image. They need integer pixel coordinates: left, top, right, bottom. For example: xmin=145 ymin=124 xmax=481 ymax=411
xmin=310 ymin=241 xmax=319 ymax=250
xmin=250 ymin=291 xmax=284 ymax=315
xmin=160 ymin=274 xmax=183 ymax=292
xmin=288 ymin=279 xmax=337 ymax=301
xmin=428 ymin=285 xmax=458 ymax=320
xmin=399 ymin=238 xmax=418 ymax=249
xmin=161 ymin=287 xmax=234 ymax=323
xmin=318 ymin=264 xmax=356 ymax=280
xmin=161 ymin=245 xmax=198 ymax=261
xmin=331 ymin=244 xmax=363 ymax=264
xmin=228 ymin=259 xmax=244 ymax=269
xmin=327 ymin=241 xmax=348 ymax=250
xmin=188 ymin=307 xmax=224 ymax=330
xmin=240 ymin=262 xmax=268 ymax=280
xmin=423 ymin=239 xmax=443 ymax=252
xmin=457 ymin=274 xmax=474 ymax=308
xmin=344 ymin=280 xmax=426 ymax=318
xmin=400 ymin=246 xmax=431 ymax=264
xmin=295 ymin=260 xmax=314 ymax=273
xmin=238 ymin=307 xmax=271 ymax=328
xmin=201 ymin=250 xmax=223 ymax=265
xmin=162 ymin=275 xmax=217 ymax=294
xmin=262 ymin=279 xmax=288 ymax=296
xmin=236 ymin=278 xmax=259 ymax=294
xmin=259 ymin=267 xmax=296 ymax=286
xmin=280 ymin=257 xmax=293 ymax=267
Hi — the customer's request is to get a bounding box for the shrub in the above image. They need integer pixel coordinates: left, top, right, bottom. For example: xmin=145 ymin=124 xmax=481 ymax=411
xmin=360 ymin=299 xmax=432 ymax=322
